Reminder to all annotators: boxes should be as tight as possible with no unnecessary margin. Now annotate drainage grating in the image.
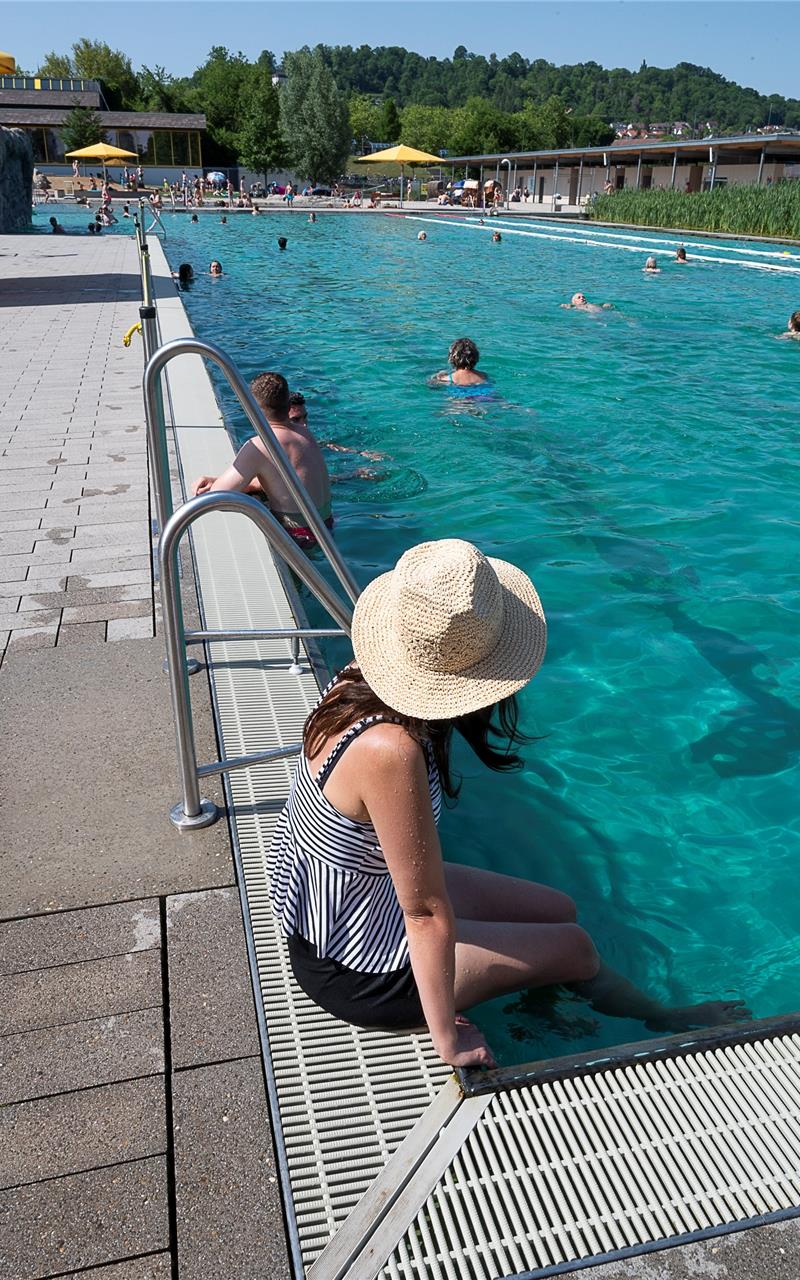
[378,1031,800,1280]
[156,312,450,1270]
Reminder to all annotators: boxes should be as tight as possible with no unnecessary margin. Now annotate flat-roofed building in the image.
[445,132,800,208]
[0,74,206,181]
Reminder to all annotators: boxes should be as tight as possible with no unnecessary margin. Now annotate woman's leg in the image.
[445,862,577,925]
[454,919,599,1009]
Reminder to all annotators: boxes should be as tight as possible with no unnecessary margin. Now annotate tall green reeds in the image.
[587,183,800,240]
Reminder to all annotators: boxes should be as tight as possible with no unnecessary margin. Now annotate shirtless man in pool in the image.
[561,291,613,313]
[192,371,332,548]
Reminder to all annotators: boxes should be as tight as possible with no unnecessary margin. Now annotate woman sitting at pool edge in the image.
[268,539,749,1069]
[430,338,490,389]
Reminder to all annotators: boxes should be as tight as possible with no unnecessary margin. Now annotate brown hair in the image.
[790,310,800,332]
[304,666,528,801]
[448,338,479,370]
[250,371,290,416]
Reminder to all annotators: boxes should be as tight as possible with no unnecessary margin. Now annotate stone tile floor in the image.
[0,235,153,664]
[0,234,289,1278]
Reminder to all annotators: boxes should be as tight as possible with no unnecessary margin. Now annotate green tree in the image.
[187,46,252,162]
[60,105,107,153]
[137,65,187,113]
[399,104,452,155]
[378,97,401,141]
[37,52,74,79]
[348,93,382,152]
[238,67,285,179]
[280,49,351,182]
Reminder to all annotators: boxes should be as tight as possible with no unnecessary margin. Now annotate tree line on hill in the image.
[37,39,800,181]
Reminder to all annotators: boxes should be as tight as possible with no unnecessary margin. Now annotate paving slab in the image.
[172,1058,290,1280]
[0,1156,169,1280]
[167,889,260,1069]
[589,1218,800,1280]
[1,637,231,917]
[0,950,162,1036]
[0,900,160,975]
[0,1075,166,1189]
[0,1007,164,1105]
[56,1256,172,1279]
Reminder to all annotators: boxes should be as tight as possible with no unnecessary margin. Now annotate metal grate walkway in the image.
[151,248,450,1271]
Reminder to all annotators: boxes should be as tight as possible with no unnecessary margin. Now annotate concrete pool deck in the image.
[0,233,289,1279]
[3,229,799,1280]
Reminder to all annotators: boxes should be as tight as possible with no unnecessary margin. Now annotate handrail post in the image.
[159,492,354,830]
[160,501,218,830]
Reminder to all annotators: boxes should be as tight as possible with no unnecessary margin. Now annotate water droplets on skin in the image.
[65,203,797,1065]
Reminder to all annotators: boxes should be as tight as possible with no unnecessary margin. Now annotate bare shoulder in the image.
[351,722,426,773]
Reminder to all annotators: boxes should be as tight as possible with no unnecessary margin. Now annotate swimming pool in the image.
[51,203,800,1063]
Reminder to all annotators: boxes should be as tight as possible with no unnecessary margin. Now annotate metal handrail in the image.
[160,492,353,829]
[143,336,361,606]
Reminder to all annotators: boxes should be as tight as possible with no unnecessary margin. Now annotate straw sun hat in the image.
[351,539,547,720]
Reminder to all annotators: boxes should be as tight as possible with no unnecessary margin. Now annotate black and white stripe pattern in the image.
[268,714,442,973]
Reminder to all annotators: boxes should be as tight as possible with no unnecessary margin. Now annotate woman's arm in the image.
[359,727,494,1069]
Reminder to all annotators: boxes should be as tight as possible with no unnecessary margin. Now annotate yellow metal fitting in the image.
[122,321,142,348]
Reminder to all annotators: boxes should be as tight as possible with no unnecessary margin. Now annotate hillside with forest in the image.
[34,39,800,171]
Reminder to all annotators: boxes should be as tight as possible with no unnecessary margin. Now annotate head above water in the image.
[676,246,687,261]
[789,310,800,332]
[288,390,308,422]
[491,231,502,242]
[177,263,194,283]
[277,236,288,249]
[645,256,658,269]
[209,260,223,275]
[571,292,587,306]
[250,371,290,418]
[191,214,198,223]
[417,230,427,241]
[448,337,480,370]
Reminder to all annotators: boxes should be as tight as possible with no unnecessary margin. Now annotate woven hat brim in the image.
[351,558,547,720]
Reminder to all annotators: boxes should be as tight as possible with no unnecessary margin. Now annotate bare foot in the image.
[645,1000,752,1033]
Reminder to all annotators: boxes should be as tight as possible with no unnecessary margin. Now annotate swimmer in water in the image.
[309,211,316,223]
[209,260,223,276]
[675,246,688,263]
[190,214,199,223]
[277,237,288,250]
[417,230,427,241]
[560,292,612,313]
[430,337,489,387]
[220,215,227,224]
[491,231,502,243]
[777,310,800,341]
[644,256,660,273]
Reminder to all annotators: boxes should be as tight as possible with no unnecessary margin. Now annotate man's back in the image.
[254,419,331,519]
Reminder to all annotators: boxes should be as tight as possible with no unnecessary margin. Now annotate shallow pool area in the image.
[50,200,799,1065]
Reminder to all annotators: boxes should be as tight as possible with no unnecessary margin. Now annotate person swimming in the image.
[491,231,502,243]
[430,337,490,390]
[309,211,316,223]
[675,246,688,263]
[190,214,199,223]
[560,292,612,313]
[417,230,427,241]
[277,237,288,250]
[644,256,661,273]
[777,310,800,341]
[209,260,223,276]
[174,263,194,286]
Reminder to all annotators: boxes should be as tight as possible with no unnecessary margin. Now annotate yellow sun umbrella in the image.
[358,144,442,208]
[0,51,16,74]
[65,142,140,183]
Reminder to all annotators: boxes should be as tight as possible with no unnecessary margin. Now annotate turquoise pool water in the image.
[46,204,800,1063]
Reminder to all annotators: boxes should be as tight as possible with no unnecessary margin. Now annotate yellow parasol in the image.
[357,144,442,208]
[0,51,16,74]
[65,142,139,184]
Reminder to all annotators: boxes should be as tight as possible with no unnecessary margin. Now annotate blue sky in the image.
[4,2,800,99]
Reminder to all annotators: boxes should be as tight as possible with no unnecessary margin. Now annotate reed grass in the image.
[587,183,800,240]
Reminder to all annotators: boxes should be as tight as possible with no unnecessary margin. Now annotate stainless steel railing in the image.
[159,492,353,830]
[141,337,360,829]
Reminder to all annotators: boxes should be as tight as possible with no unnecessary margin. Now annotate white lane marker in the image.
[407,216,800,274]
[491,216,800,262]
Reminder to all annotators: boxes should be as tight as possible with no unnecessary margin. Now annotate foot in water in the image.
[644,999,752,1033]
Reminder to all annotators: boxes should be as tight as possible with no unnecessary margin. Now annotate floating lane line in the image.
[407,215,800,274]
[491,216,800,262]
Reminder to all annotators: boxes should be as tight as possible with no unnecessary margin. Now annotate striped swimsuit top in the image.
[268,708,443,974]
